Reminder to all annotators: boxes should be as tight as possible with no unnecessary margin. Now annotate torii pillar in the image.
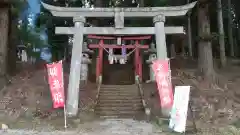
[153,14,171,116]
[67,16,85,116]
[154,14,167,59]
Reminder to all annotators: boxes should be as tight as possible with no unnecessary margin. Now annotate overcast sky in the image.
[28,0,40,14]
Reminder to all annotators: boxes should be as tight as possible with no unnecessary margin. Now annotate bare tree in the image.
[217,0,226,67]
[227,0,234,57]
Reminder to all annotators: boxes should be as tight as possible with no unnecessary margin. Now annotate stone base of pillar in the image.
[66,106,79,117]
[161,107,172,117]
[80,80,88,89]
[135,75,139,83]
[0,76,6,90]
[145,80,156,83]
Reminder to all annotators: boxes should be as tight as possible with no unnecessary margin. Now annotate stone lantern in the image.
[80,42,93,85]
[146,53,157,82]
[145,42,157,82]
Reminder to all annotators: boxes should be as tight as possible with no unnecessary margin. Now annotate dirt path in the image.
[1,119,164,135]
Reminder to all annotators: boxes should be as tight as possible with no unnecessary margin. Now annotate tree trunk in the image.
[93,0,103,25]
[139,0,144,7]
[217,0,227,67]
[170,43,176,58]
[7,11,17,75]
[0,7,9,89]
[0,7,9,76]
[237,27,240,57]
[197,2,215,82]
[181,37,186,57]
[187,0,193,57]
[227,0,234,57]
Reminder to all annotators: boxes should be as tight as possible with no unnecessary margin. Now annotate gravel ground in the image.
[0,119,164,135]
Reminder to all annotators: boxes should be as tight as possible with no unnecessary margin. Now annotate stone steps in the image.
[98,99,142,104]
[99,91,140,95]
[98,96,141,100]
[95,106,143,111]
[96,103,142,108]
[95,85,144,118]
[99,89,137,92]
[100,85,136,89]
[99,93,140,97]
[96,110,143,117]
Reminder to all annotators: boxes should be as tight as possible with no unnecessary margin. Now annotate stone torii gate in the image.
[42,2,197,116]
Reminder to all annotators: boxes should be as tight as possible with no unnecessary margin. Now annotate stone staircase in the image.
[95,84,144,118]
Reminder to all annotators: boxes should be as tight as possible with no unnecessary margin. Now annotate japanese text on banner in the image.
[152,59,173,108]
[47,60,65,108]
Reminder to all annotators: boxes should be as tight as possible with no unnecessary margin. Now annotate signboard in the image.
[152,59,173,108]
[46,60,65,108]
[169,86,191,133]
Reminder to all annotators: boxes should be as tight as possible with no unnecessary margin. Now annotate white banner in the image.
[169,86,191,133]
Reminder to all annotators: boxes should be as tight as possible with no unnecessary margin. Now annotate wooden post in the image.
[96,57,100,82]
[136,40,143,82]
[99,40,104,79]
[139,52,143,82]
[135,41,140,82]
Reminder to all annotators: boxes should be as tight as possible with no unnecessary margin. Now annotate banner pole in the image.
[61,60,67,129]
[64,104,67,129]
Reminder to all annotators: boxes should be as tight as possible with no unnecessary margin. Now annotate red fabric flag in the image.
[152,59,173,108]
[46,60,65,108]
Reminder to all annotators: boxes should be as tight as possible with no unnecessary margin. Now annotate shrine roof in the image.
[41,1,197,17]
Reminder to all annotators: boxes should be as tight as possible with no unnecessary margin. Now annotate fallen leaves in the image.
[0,64,98,124]
[177,69,240,127]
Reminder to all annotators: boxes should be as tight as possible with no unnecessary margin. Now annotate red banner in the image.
[46,60,65,108]
[152,59,173,108]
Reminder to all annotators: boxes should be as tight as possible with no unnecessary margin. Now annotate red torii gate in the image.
[88,35,150,82]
